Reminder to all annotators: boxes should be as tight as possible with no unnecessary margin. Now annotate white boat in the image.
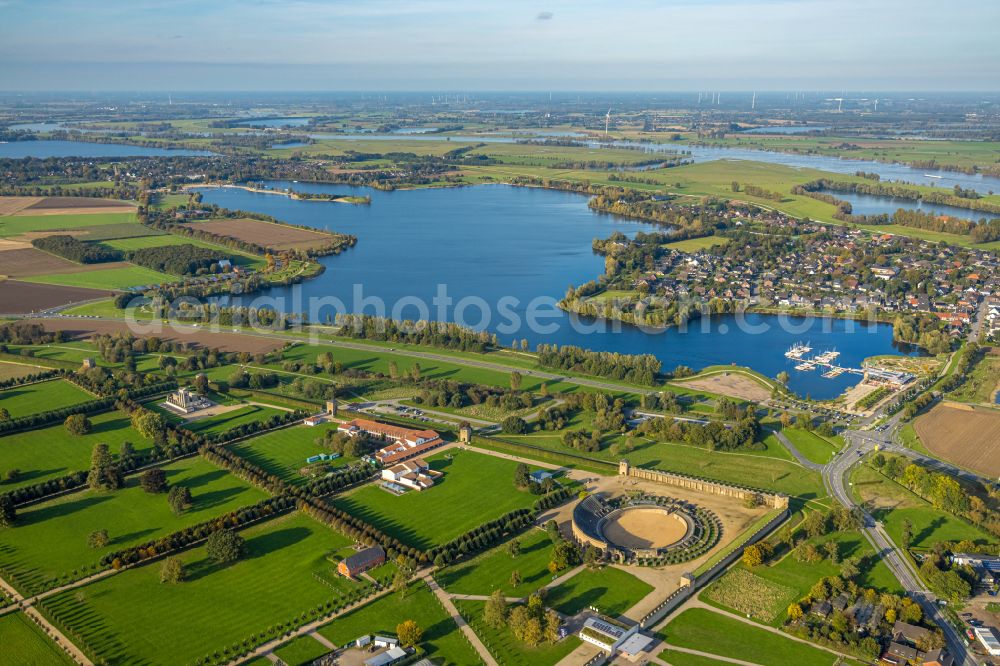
[924,174,943,179]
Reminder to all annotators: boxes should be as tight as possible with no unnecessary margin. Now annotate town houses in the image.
[572,213,998,340]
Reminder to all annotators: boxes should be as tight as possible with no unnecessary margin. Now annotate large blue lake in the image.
[0,140,215,158]
[197,182,920,399]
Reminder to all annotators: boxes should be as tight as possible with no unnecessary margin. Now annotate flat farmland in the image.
[39,513,362,666]
[0,280,110,313]
[0,612,73,665]
[914,402,1000,478]
[22,265,174,290]
[0,212,136,238]
[0,247,131,278]
[190,218,335,251]
[0,456,267,594]
[0,360,46,380]
[331,450,539,550]
[0,196,43,216]
[229,422,355,485]
[16,197,136,216]
[0,378,94,419]
[0,409,155,493]
[24,318,285,353]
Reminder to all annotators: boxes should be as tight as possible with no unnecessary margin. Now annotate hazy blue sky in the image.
[1,0,997,91]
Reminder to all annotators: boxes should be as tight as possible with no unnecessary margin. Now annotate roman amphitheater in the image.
[572,492,721,564]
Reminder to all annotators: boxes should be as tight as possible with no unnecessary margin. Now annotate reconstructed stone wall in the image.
[619,460,789,510]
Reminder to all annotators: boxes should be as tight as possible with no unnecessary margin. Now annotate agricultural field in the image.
[662,235,730,252]
[0,280,110,314]
[913,402,1000,478]
[0,212,137,238]
[703,568,796,624]
[661,607,842,666]
[22,265,174,291]
[186,218,336,251]
[228,421,355,485]
[331,450,541,550]
[315,581,482,665]
[454,598,581,666]
[0,612,74,665]
[0,378,95,419]
[38,513,363,666]
[0,455,267,594]
[436,527,556,597]
[0,409,155,493]
[0,360,46,380]
[0,247,131,279]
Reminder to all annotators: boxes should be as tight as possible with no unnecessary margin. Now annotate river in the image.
[0,140,215,158]
[196,181,921,399]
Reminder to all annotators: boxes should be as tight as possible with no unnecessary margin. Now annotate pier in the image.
[785,344,862,378]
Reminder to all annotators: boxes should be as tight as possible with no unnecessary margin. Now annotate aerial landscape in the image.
[1,1,1000,665]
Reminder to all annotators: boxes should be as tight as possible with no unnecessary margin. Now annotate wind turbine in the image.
[873,98,879,112]
[751,92,756,110]
[605,107,612,135]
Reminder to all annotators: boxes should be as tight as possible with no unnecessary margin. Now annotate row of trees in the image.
[535,344,661,385]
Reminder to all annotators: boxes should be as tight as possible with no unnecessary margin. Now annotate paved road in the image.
[831,428,977,666]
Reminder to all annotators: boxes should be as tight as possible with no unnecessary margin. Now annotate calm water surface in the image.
[0,140,214,158]
[197,182,920,398]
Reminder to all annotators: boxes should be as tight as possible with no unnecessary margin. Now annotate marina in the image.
[786,344,862,378]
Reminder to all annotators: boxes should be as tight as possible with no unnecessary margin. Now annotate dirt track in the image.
[914,403,1000,478]
[22,317,286,353]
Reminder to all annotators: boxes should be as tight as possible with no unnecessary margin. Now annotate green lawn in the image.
[781,428,841,465]
[454,598,580,666]
[331,450,540,550]
[0,379,94,419]
[22,266,174,290]
[657,649,735,666]
[662,607,840,666]
[545,566,653,619]
[0,455,267,594]
[39,513,364,666]
[272,635,331,666]
[0,612,74,665]
[0,212,136,238]
[850,465,992,548]
[316,581,482,666]
[0,410,155,493]
[229,422,355,485]
[436,528,557,597]
[662,236,730,252]
[167,404,287,436]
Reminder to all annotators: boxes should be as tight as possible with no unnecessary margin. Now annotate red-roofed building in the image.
[338,418,444,464]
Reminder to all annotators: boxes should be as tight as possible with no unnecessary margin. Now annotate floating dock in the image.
[788,348,862,379]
